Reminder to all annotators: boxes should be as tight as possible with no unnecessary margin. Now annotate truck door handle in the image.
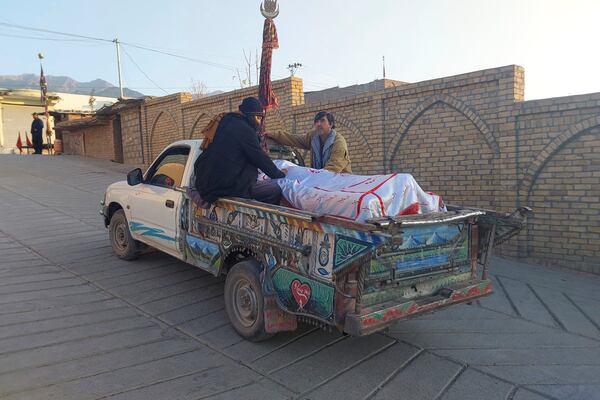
[165,199,175,208]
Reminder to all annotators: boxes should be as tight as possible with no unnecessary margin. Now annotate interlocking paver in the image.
[531,285,600,338]
[0,315,153,355]
[197,380,293,400]
[0,326,169,375]
[495,276,558,326]
[0,291,113,315]
[433,347,600,366]
[0,338,198,396]
[477,365,600,385]
[300,342,419,400]
[159,295,224,324]
[525,385,600,400]
[250,329,343,374]
[270,334,395,392]
[511,388,550,400]
[101,366,271,400]
[222,325,315,363]
[126,274,223,305]
[0,271,72,286]
[439,369,514,400]
[0,277,86,295]
[1,154,599,399]
[0,284,99,304]
[0,306,132,339]
[566,295,600,331]
[178,308,231,337]
[371,352,463,400]
[1,348,232,400]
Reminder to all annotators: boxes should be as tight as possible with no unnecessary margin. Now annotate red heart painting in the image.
[290,279,311,309]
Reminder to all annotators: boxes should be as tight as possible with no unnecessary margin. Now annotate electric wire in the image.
[0,21,113,42]
[0,21,239,71]
[0,32,93,42]
[122,42,237,71]
[0,21,343,95]
[121,45,169,95]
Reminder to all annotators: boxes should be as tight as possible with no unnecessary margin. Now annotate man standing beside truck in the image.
[266,111,352,173]
[193,97,285,206]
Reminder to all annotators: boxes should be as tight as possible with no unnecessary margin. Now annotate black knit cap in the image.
[239,97,265,116]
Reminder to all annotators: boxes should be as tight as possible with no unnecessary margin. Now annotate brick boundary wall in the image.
[62,122,116,161]
[116,65,599,274]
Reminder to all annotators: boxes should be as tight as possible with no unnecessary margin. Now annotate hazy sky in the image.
[2,0,600,100]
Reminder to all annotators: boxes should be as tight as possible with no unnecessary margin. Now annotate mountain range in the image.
[0,74,145,98]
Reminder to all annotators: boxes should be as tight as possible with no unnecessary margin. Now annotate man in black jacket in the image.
[31,113,44,154]
[193,97,285,206]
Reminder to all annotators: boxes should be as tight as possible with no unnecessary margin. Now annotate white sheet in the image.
[260,160,445,222]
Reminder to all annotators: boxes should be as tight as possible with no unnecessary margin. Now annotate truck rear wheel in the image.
[109,209,140,260]
[224,260,272,342]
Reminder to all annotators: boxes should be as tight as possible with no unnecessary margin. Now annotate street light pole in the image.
[113,38,124,99]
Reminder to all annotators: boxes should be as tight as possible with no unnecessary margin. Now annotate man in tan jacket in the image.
[266,111,352,173]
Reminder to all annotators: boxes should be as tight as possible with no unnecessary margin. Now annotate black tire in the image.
[224,260,272,342]
[109,209,140,260]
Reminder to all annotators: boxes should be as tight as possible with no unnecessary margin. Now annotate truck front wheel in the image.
[109,209,140,260]
[224,260,272,341]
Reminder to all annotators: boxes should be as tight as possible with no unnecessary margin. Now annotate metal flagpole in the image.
[38,53,52,154]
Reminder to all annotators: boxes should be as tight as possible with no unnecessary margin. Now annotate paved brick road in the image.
[0,154,599,400]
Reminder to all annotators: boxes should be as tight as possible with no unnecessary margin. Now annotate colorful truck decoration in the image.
[101,140,530,340]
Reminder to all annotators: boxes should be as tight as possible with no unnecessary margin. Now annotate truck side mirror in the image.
[127,168,143,186]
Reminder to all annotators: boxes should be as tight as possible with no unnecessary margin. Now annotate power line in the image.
[114,39,187,55]
[301,65,340,81]
[123,42,237,71]
[126,85,239,89]
[121,45,168,95]
[0,21,239,72]
[0,21,340,95]
[0,21,112,42]
[0,32,93,42]
[0,85,239,90]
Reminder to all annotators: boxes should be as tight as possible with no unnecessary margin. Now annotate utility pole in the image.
[113,38,124,99]
[382,55,386,79]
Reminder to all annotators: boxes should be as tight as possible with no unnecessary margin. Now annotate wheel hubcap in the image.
[114,222,128,250]
[232,279,258,328]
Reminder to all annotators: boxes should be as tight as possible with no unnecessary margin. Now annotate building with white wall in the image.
[0,88,117,153]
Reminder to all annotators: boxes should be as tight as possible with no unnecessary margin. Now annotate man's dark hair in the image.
[314,111,335,129]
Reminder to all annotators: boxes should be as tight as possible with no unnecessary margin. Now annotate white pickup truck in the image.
[101,140,529,341]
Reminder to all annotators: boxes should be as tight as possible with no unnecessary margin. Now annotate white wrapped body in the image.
[260,160,445,222]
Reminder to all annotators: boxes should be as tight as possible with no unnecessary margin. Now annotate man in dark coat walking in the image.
[193,97,285,206]
[30,113,44,154]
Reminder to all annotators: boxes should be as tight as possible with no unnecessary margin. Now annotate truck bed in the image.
[182,194,529,335]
